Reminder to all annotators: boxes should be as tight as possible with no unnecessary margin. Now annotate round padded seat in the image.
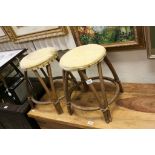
[60,44,106,71]
[20,47,58,70]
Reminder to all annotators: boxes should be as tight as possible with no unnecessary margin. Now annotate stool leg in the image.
[104,56,123,92]
[63,70,73,115]
[78,70,89,92]
[78,70,101,103]
[46,64,63,114]
[97,62,112,123]
[79,70,111,123]
[46,65,58,100]
[33,69,62,114]
[24,70,34,108]
[40,68,49,85]
[68,72,81,90]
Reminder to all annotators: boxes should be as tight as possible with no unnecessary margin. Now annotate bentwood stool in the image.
[20,47,63,114]
[60,44,123,123]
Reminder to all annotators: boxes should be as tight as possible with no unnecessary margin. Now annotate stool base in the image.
[63,56,123,123]
[24,64,63,114]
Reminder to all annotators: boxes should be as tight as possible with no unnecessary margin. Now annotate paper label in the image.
[86,79,93,85]
[87,120,94,126]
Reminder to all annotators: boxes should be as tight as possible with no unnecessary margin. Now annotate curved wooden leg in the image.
[68,72,81,90]
[63,70,73,115]
[79,70,111,123]
[40,68,49,86]
[79,70,101,103]
[46,64,63,114]
[46,65,58,100]
[104,56,123,92]
[33,69,62,114]
[24,70,34,108]
[78,70,89,92]
[97,62,112,123]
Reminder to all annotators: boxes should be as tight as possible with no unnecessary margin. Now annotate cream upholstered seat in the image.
[59,44,106,71]
[20,47,58,70]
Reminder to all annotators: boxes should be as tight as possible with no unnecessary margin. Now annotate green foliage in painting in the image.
[79,26,135,45]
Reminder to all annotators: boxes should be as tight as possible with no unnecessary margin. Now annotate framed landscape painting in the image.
[71,26,145,50]
[2,26,68,43]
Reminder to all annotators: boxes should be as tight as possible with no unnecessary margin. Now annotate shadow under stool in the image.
[60,44,123,123]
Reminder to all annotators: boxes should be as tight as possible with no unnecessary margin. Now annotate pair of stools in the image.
[20,44,123,123]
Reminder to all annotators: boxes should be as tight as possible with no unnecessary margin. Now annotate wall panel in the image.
[0,27,76,52]
[0,41,35,53]
[32,27,76,50]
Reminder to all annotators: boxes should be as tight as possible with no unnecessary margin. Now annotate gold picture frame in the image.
[0,27,10,43]
[70,26,145,51]
[2,26,68,43]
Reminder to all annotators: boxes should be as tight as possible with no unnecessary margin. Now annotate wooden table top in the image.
[28,83,155,129]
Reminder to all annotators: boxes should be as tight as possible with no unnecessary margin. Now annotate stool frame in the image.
[24,63,63,114]
[62,55,123,123]
[24,57,81,115]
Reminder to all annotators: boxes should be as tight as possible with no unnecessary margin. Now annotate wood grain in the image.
[28,82,155,129]
[117,96,155,113]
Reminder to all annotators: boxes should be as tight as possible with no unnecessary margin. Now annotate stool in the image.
[60,44,123,123]
[20,47,63,114]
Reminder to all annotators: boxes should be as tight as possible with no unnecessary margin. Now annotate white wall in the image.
[104,49,155,83]
[50,49,155,84]
[0,27,155,83]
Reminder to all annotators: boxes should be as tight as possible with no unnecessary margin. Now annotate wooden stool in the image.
[20,47,63,114]
[60,44,123,123]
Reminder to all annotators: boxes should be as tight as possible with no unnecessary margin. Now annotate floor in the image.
[28,82,155,129]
